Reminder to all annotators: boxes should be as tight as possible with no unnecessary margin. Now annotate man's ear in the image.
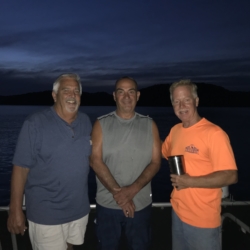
[195,97,199,107]
[137,91,140,101]
[52,91,56,102]
[113,91,116,102]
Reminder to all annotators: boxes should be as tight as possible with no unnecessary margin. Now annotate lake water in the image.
[0,105,249,206]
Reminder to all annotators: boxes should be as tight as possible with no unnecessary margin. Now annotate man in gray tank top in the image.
[91,76,161,249]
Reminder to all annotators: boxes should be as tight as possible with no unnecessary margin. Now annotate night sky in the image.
[1,0,250,95]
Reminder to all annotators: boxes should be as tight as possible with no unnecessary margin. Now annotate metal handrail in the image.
[1,200,250,211]
[1,202,250,250]
[221,212,250,250]
[221,212,250,234]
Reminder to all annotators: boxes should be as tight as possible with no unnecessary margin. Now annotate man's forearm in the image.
[8,165,29,235]
[9,165,29,211]
[113,161,161,206]
[92,161,121,195]
[131,162,161,193]
[190,170,238,188]
[180,170,238,189]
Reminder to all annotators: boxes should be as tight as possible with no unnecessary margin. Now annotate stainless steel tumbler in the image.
[168,155,185,175]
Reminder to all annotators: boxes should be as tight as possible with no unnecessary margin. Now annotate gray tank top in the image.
[96,111,153,211]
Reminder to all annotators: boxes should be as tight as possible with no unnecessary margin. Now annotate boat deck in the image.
[1,203,250,250]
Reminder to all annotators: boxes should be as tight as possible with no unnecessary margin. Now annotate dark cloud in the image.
[0,0,250,94]
[1,57,249,95]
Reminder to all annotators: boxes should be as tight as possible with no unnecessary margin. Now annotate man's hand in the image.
[121,200,136,218]
[113,187,136,218]
[170,173,191,190]
[113,186,137,207]
[7,209,27,235]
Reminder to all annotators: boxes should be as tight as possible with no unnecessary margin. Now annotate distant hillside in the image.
[138,83,250,107]
[0,91,114,106]
[0,83,249,107]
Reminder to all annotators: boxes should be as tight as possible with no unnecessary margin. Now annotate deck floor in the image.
[1,205,250,250]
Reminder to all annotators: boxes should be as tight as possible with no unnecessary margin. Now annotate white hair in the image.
[52,73,82,94]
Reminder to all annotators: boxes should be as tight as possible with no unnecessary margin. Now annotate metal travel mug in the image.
[168,155,185,175]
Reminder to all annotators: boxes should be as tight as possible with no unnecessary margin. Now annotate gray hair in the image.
[53,73,82,94]
[169,79,198,102]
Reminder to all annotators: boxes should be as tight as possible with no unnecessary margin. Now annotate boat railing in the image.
[220,212,250,248]
[1,201,250,250]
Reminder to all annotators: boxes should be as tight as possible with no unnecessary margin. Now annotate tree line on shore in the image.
[0,83,249,107]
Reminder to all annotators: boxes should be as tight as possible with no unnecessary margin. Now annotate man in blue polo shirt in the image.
[7,73,92,250]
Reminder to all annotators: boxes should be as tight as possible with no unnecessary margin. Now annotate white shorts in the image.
[28,214,89,250]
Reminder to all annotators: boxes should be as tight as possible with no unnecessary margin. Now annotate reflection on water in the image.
[0,105,249,205]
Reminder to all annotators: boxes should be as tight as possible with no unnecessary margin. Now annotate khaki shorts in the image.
[28,214,89,250]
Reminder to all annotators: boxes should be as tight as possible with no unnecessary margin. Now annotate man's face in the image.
[172,85,199,126]
[113,79,140,114]
[52,77,81,114]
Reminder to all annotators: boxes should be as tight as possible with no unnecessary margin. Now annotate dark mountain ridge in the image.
[0,83,249,107]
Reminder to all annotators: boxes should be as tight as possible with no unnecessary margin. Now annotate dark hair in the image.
[115,76,138,90]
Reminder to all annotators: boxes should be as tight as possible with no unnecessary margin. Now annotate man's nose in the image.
[69,90,76,97]
[179,101,185,108]
[124,92,130,98]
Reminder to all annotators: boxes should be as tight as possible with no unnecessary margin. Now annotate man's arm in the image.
[90,120,121,193]
[7,165,29,235]
[171,170,238,190]
[113,121,162,206]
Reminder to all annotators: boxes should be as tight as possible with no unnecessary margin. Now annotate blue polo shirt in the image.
[13,107,92,225]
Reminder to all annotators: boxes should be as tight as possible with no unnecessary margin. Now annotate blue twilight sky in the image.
[0,0,250,95]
